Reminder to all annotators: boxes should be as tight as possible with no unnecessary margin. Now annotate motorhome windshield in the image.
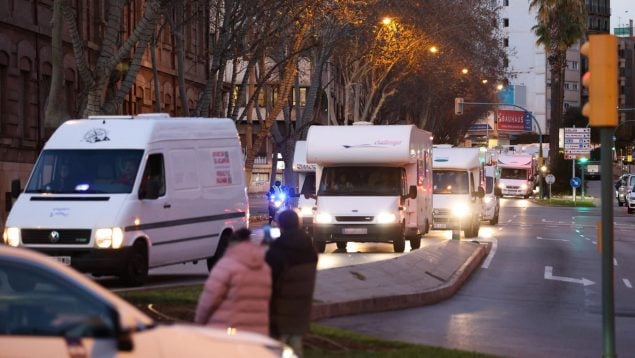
[301,173,316,197]
[318,166,403,196]
[25,149,144,194]
[500,168,527,180]
[433,170,469,194]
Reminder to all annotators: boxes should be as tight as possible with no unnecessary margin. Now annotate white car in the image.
[481,174,501,225]
[0,245,294,358]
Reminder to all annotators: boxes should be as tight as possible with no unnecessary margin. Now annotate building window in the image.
[503,0,509,6]
[503,38,509,47]
[0,64,6,132]
[503,18,509,27]
[567,61,579,70]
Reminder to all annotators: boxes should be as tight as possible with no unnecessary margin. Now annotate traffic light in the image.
[455,97,464,115]
[580,34,618,127]
[578,157,588,164]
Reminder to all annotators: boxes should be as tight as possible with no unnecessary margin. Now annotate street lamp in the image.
[429,46,439,54]
[382,17,392,25]
[461,68,469,75]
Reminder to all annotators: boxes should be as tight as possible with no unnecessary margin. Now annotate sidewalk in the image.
[310,240,490,320]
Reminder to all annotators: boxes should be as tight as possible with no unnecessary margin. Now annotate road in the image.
[320,180,635,357]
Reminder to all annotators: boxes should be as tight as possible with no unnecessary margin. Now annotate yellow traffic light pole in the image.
[582,34,618,358]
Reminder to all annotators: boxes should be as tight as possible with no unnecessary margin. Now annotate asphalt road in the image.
[319,180,635,357]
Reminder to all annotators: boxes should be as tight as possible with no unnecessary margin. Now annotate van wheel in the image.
[120,242,148,287]
[313,240,326,253]
[207,232,230,271]
[393,235,405,253]
[464,221,479,238]
[619,201,624,207]
[489,214,499,225]
[409,236,421,250]
[336,241,347,250]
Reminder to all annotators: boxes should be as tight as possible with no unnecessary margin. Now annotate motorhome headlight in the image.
[483,196,493,204]
[2,227,20,247]
[299,206,313,217]
[376,212,397,224]
[451,205,470,218]
[315,212,333,224]
[498,183,505,189]
[95,227,124,249]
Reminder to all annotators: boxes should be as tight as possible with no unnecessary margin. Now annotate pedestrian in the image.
[265,210,318,357]
[194,228,271,335]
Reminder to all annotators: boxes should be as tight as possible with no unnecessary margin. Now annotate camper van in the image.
[306,123,433,253]
[292,140,317,232]
[431,147,484,238]
[2,114,248,285]
[497,153,536,198]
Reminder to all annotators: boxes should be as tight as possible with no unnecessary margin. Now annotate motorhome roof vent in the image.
[352,121,372,126]
[88,115,133,120]
[135,113,171,119]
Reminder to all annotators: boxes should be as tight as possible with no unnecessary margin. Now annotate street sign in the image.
[546,174,555,184]
[570,177,582,188]
[564,127,591,158]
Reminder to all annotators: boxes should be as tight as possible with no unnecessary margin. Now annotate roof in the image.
[432,147,481,169]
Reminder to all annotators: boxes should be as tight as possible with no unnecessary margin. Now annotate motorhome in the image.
[292,140,317,232]
[2,114,248,285]
[306,123,433,253]
[497,153,536,198]
[431,147,484,238]
[482,165,501,225]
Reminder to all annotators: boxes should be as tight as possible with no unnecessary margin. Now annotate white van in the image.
[482,165,501,225]
[2,114,248,285]
[292,141,317,232]
[306,123,433,253]
[431,147,484,238]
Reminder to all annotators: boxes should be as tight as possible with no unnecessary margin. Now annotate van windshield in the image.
[301,173,316,196]
[433,170,469,194]
[485,177,494,194]
[501,168,527,180]
[318,167,403,196]
[25,150,144,194]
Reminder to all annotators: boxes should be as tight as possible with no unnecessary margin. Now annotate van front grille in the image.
[21,229,91,245]
[335,216,373,222]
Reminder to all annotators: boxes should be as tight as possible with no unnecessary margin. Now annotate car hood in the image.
[5,194,128,229]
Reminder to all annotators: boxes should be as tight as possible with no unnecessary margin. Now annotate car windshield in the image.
[500,168,527,180]
[318,166,403,196]
[433,170,469,194]
[25,149,144,194]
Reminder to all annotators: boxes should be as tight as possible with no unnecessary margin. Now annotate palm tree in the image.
[529,0,586,167]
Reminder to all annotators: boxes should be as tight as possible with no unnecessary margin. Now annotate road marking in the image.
[507,219,513,223]
[498,227,503,231]
[614,258,618,266]
[544,266,595,286]
[481,237,498,269]
[624,279,633,288]
[537,236,569,242]
[541,218,553,223]
[592,241,597,245]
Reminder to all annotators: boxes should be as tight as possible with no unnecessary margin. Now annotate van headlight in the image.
[483,196,493,204]
[498,183,505,189]
[2,227,21,247]
[315,212,333,224]
[376,212,397,224]
[95,227,125,249]
[299,206,313,217]
[451,205,470,218]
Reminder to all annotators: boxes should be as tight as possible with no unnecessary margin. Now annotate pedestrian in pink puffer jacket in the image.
[194,228,272,335]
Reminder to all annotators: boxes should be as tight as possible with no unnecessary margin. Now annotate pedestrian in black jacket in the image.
[265,210,318,357]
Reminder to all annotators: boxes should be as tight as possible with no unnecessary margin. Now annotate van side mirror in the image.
[11,179,22,199]
[402,185,417,201]
[474,187,485,199]
[303,192,317,200]
[495,187,503,197]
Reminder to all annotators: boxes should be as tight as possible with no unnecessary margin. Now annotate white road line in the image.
[624,279,633,289]
[544,266,595,286]
[614,258,618,266]
[481,238,498,269]
[507,219,513,223]
[541,218,553,223]
[537,236,569,242]
[592,241,597,245]
[498,227,503,231]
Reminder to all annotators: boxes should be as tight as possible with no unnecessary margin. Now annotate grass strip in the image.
[534,197,595,207]
[117,286,498,357]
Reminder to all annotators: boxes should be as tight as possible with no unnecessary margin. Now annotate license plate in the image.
[434,223,447,229]
[53,256,71,266]
[342,227,367,235]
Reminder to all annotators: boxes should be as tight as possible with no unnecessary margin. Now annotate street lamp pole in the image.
[462,101,545,199]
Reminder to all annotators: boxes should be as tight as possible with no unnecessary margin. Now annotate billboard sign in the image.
[497,110,532,132]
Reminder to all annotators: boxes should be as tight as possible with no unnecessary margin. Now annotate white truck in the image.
[292,140,317,232]
[3,114,248,285]
[306,123,433,253]
[431,147,484,238]
[497,153,536,198]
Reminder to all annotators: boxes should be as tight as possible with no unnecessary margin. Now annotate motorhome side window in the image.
[318,166,402,196]
[139,154,166,198]
[301,173,316,196]
[432,171,469,194]
[25,149,143,194]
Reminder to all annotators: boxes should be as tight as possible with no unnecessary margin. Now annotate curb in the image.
[310,242,491,321]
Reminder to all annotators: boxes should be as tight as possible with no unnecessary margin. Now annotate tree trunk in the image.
[45,0,69,129]
[150,35,162,112]
[548,55,564,166]
[173,1,189,115]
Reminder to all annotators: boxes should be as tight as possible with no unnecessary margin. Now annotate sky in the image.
[611,0,635,32]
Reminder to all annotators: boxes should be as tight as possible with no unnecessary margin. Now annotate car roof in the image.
[0,245,154,329]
